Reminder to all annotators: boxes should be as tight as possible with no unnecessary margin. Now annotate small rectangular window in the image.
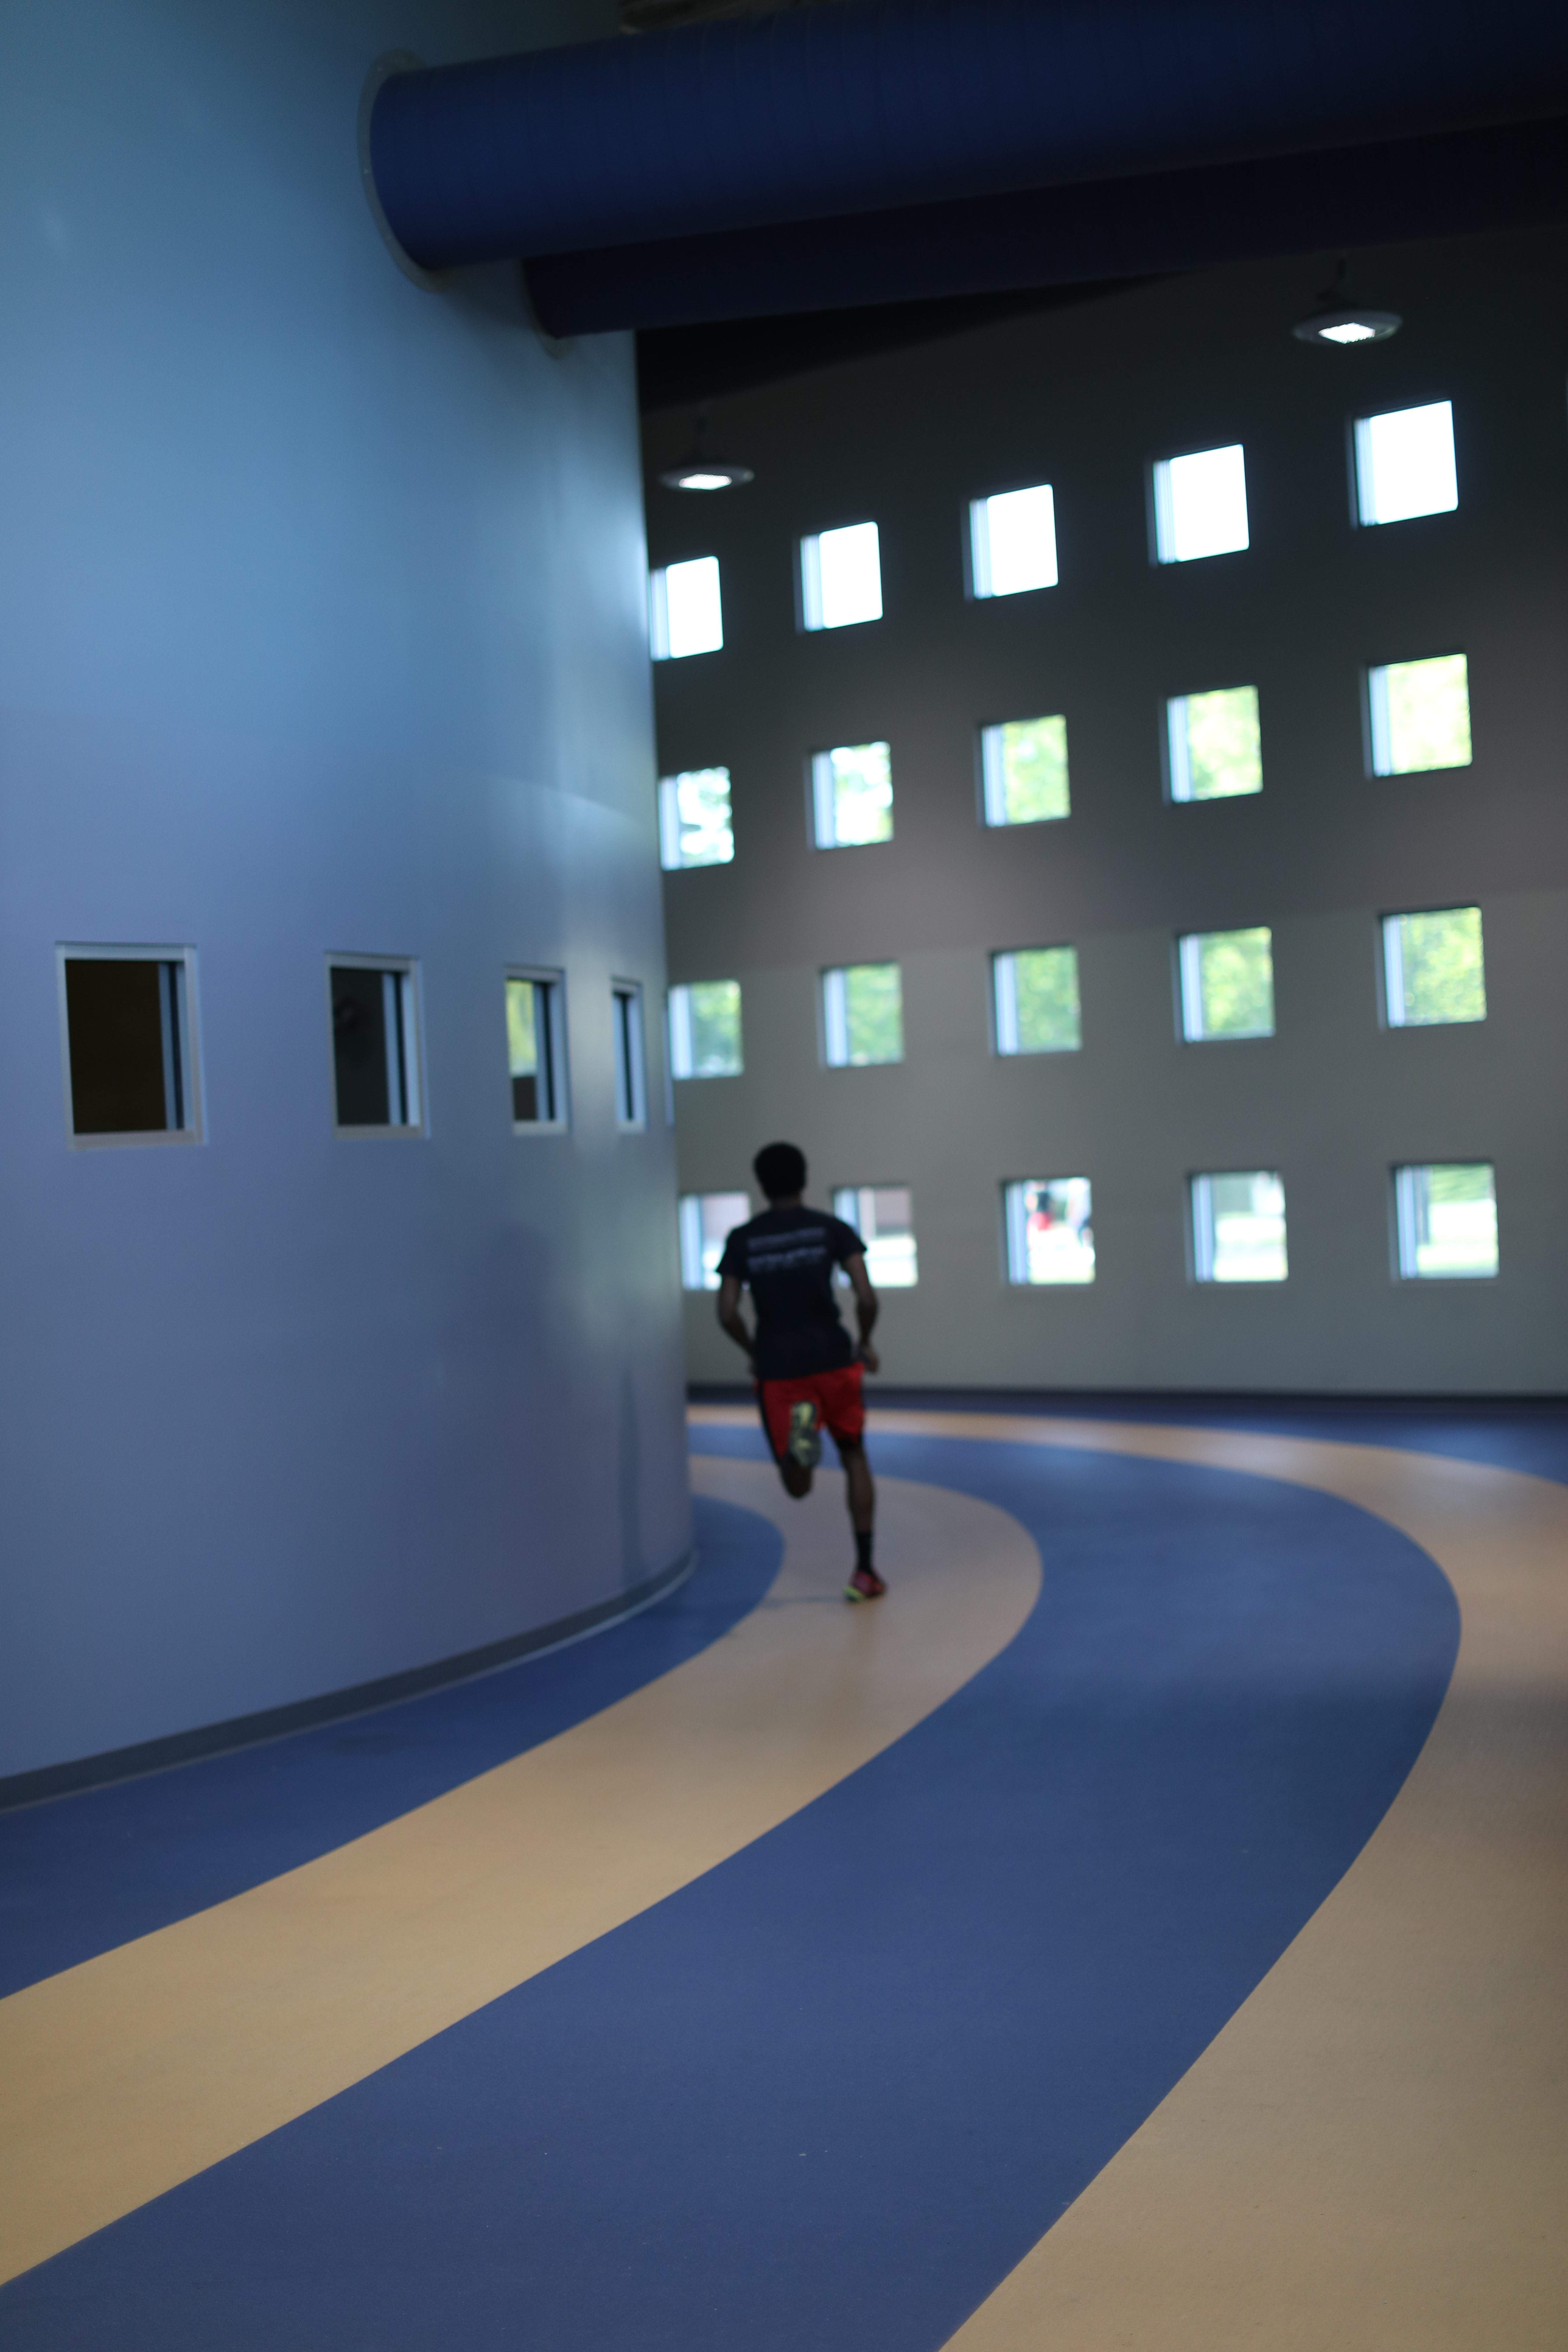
[993,947,1081,1054]
[612,982,646,1128]
[669,980,743,1078]
[649,556,723,660]
[800,522,882,631]
[1191,1171,1287,1282]
[678,1191,751,1290]
[1354,401,1457,526]
[1178,928,1274,1041]
[1394,1162,1498,1279]
[59,946,201,1144]
[1004,1177,1094,1285]
[1152,444,1248,563]
[658,766,734,869]
[969,485,1058,598]
[329,958,423,1133]
[1166,686,1262,801]
[980,715,1070,826]
[822,963,903,1067]
[1367,653,1471,775]
[811,741,893,849]
[506,971,567,1128]
[832,1184,917,1287]
[1382,907,1485,1028]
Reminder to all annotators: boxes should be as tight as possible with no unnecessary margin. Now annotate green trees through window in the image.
[823,962,903,1065]
[981,715,1070,825]
[994,946,1081,1053]
[1179,927,1274,1040]
[1167,686,1262,800]
[1384,907,1485,1026]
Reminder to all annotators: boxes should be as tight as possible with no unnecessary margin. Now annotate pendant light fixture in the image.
[1292,256,1401,346]
[657,404,754,491]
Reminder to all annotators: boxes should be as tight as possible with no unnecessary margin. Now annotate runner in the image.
[715,1141,886,1601]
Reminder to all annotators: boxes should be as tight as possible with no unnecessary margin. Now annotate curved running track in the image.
[1,1410,1564,2350]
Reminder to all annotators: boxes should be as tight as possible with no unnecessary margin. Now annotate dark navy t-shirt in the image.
[718,1206,866,1380]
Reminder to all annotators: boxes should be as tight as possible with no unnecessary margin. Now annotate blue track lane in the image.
[2,1431,1459,2351]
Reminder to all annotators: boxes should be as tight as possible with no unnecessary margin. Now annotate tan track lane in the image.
[0,1456,1041,2284]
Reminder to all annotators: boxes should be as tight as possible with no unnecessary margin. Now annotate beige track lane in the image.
[711,1407,1567,2352]
[0,1457,1040,2285]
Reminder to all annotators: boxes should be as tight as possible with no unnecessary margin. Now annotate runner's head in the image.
[754,1141,806,1203]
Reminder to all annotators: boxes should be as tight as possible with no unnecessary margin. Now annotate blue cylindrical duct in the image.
[369,0,1568,274]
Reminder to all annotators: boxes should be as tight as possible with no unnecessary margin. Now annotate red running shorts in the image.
[758,1363,865,1460]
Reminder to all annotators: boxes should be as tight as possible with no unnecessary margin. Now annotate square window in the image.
[649,556,723,659]
[1394,1162,1497,1279]
[612,982,646,1128]
[1382,907,1485,1027]
[678,1191,751,1290]
[669,979,743,1078]
[329,958,423,1133]
[506,971,567,1128]
[811,741,893,849]
[822,963,903,1067]
[1354,401,1457,526]
[970,484,1058,598]
[59,946,201,1144]
[1166,686,1262,801]
[1367,653,1471,775]
[800,522,881,631]
[1191,1171,1287,1282]
[658,767,734,869]
[832,1184,917,1287]
[993,947,1081,1054]
[1152,444,1248,563]
[1004,1177,1094,1284]
[980,715,1070,826]
[1178,927,1274,1041]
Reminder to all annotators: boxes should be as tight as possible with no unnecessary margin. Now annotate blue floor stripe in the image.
[2,1430,1459,2351]
[0,1494,781,1999]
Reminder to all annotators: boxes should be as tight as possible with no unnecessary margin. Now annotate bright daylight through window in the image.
[1191,1171,1288,1282]
[506,974,564,1126]
[980,715,1070,826]
[812,740,893,848]
[1004,1177,1094,1284]
[970,484,1057,598]
[1167,686,1262,800]
[1355,400,1457,526]
[678,1191,750,1290]
[833,1185,917,1287]
[1394,1163,1498,1279]
[649,556,723,660]
[800,521,882,631]
[1178,927,1274,1041]
[1152,444,1248,563]
[993,947,1081,1054]
[822,963,902,1067]
[1368,654,1471,775]
[658,767,733,869]
[668,980,742,1078]
[1383,907,1486,1027]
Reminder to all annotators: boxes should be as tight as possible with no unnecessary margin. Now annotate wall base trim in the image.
[0,1548,695,1815]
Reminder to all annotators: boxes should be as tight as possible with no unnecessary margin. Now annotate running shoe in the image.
[845,1565,887,1602]
[786,1400,822,1469]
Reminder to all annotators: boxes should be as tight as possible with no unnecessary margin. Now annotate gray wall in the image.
[0,0,691,1783]
[648,232,1568,1394]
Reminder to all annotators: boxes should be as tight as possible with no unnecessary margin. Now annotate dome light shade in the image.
[1293,304,1401,346]
[659,460,754,490]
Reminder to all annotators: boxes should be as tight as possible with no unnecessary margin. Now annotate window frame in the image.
[1001,1176,1096,1288]
[648,555,723,662]
[1149,442,1250,566]
[1163,683,1264,804]
[1175,927,1275,1044]
[966,482,1059,601]
[1189,1168,1289,1285]
[505,966,569,1134]
[668,978,744,1082]
[56,942,204,1150]
[1392,1161,1499,1282]
[798,519,883,634]
[678,1190,752,1292]
[1351,399,1458,530]
[820,962,903,1070]
[657,765,734,871]
[611,979,648,1131]
[1378,905,1486,1031]
[326,952,425,1139]
[977,713,1071,829]
[808,740,895,852]
[991,945,1082,1056]
[1364,650,1472,778]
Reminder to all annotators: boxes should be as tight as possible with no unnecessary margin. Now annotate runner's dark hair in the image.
[754,1141,806,1201]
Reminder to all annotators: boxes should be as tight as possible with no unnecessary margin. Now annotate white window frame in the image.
[505,967,569,1134]
[799,521,883,632]
[992,946,1081,1057]
[326,953,425,1138]
[612,980,648,1130]
[1002,1176,1096,1287]
[968,484,1058,600]
[1353,400,1457,528]
[649,556,723,661]
[668,980,743,1081]
[657,766,734,870]
[1151,443,1250,565]
[1176,929,1274,1043]
[1393,1162,1499,1282]
[1190,1169,1287,1284]
[56,943,203,1149]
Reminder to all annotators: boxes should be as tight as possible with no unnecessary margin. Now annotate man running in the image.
[715,1141,886,1602]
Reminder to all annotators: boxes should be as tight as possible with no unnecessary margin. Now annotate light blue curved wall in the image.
[0,0,691,1782]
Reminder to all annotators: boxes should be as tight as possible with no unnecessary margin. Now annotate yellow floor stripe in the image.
[0,1458,1039,2285]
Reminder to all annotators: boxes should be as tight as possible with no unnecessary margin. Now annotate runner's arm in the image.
[845,1253,880,1373]
[716,1274,755,1365]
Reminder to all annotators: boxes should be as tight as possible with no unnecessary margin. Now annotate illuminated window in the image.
[329,957,422,1134]
[649,556,723,659]
[822,964,902,1067]
[1178,928,1274,1041]
[669,980,742,1078]
[1382,908,1485,1027]
[1152,444,1248,563]
[678,1191,751,1290]
[1191,1171,1287,1282]
[993,947,1080,1054]
[1355,401,1457,526]
[832,1184,918,1287]
[505,971,567,1127]
[658,767,733,868]
[59,946,201,1143]
[1394,1163,1497,1279]
[811,741,893,848]
[1368,654,1471,775]
[800,522,882,631]
[970,484,1057,597]
[1004,1178,1094,1284]
[612,982,646,1128]
[980,715,1069,825]
[1166,686,1262,801]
